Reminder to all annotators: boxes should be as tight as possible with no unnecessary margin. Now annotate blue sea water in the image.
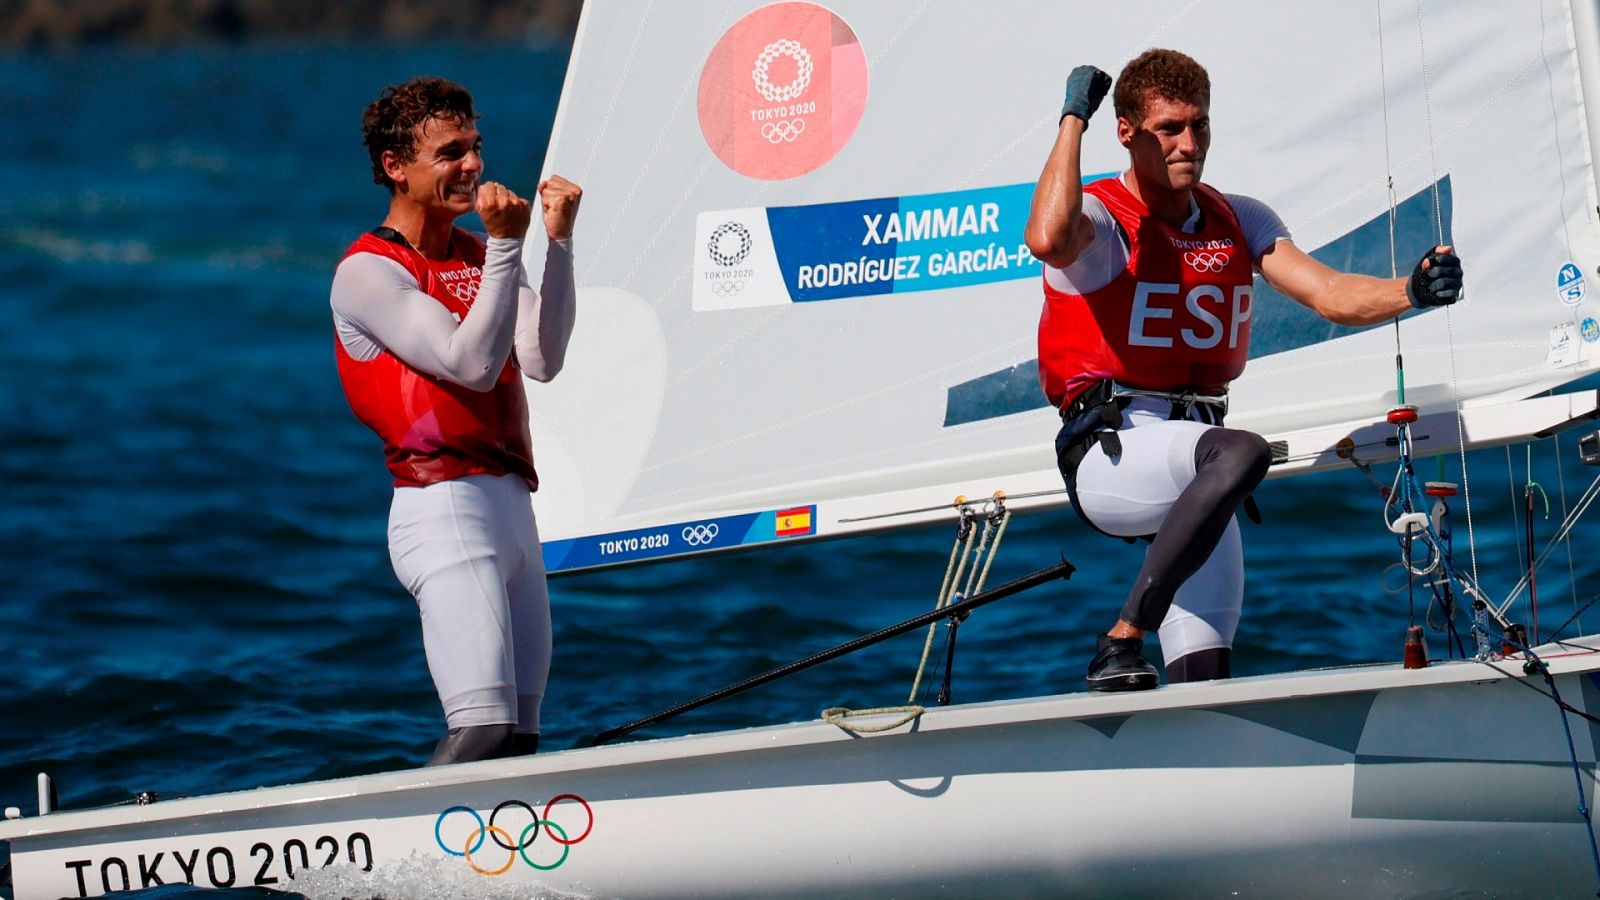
[3,40,1600,898]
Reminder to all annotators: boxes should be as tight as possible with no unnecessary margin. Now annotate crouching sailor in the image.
[331,76,581,761]
[1025,50,1462,691]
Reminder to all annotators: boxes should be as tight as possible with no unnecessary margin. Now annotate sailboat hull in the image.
[6,644,1600,898]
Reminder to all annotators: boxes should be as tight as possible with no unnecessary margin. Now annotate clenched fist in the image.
[538,175,583,241]
[476,181,533,240]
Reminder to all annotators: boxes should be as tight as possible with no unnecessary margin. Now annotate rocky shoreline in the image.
[1,0,581,49]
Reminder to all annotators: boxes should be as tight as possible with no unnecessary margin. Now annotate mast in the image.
[1570,0,1600,184]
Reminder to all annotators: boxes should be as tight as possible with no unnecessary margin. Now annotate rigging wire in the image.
[1553,431,1587,634]
[1375,0,1504,658]
[1411,0,1483,591]
[1480,641,1600,889]
[1547,594,1600,647]
[1496,470,1600,621]
[1403,0,1600,865]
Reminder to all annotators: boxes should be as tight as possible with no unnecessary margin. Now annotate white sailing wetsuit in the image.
[1045,186,1288,664]
[331,232,575,734]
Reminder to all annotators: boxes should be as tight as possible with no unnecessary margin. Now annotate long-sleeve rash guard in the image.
[330,234,575,389]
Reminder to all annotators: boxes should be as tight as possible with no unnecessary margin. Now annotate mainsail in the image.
[526,0,1600,573]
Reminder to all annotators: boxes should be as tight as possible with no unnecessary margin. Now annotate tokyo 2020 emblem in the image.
[697,2,868,180]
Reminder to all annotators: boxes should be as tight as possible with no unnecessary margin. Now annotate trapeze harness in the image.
[1041,177,1258,533]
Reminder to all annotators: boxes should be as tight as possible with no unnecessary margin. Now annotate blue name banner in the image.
[768,182,1043,302]
[691,174,1117,311]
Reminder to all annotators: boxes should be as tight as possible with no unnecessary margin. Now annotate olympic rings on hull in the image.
[434,795,594,874]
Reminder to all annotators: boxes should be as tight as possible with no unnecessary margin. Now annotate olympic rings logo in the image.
[682,523,720,545]
[434,795,593,874]
[710,280,745,297]
[759,118,807,143]
[444,280,479,306]
[707,221,752,267]
[1183,250,1230,273]
[752,38,813,102]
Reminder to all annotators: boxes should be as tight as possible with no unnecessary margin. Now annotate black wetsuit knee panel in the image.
[1165,647,1232,683]
[1194,428,1271,491]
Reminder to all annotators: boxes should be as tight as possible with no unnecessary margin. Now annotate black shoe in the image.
[1086,634,1159,692]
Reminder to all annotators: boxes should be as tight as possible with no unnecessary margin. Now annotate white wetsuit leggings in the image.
[1071,397,1267,665]
[388,473,551,734]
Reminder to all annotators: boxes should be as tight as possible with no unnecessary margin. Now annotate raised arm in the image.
[331,235,523,390]
[514,175,582,382]
[332,181,533,390]
[1025,66,1114,269]
[1256,241,1462,326]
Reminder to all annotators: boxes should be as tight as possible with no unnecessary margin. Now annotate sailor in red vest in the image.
[1025,50,1462,692]
[331,77,581,762]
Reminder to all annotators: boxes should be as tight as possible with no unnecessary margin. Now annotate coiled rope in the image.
[825,495,1011,734]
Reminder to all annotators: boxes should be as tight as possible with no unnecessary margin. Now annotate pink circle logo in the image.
[697,2,868,181]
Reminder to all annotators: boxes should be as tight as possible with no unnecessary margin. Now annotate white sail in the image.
[525,0,1600,572]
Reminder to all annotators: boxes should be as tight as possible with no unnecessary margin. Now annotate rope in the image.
[830,498,1012,734]
[821,706,925,733]
[1553,432,1586,634]
[967,506,1012,602]
[1497,471,1600,621]
[1484,638,1600,890]
[907,510,978,703]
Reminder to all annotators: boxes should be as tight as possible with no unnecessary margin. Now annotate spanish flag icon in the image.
[775,506,814,537]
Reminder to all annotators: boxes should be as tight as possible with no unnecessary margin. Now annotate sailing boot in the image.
[1086,633,1159,692]
[425,724,515,766]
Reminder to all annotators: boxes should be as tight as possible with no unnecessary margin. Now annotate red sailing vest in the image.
[334,228,539,490]
[1037,177,1255,410]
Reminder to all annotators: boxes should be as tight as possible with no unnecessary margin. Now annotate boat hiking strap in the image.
[823,495,1011,734]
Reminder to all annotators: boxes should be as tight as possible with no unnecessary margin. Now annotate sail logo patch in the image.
[694,208,776,310]
[1548,322,1579,367]
[697,3,867,181]
[708,222,752,266]
[1582,317,1599,343]
[1558,262,1586,305]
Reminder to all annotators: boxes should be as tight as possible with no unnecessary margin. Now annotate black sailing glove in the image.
[1406,246,1463,308]
[1060,65,1113,124]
